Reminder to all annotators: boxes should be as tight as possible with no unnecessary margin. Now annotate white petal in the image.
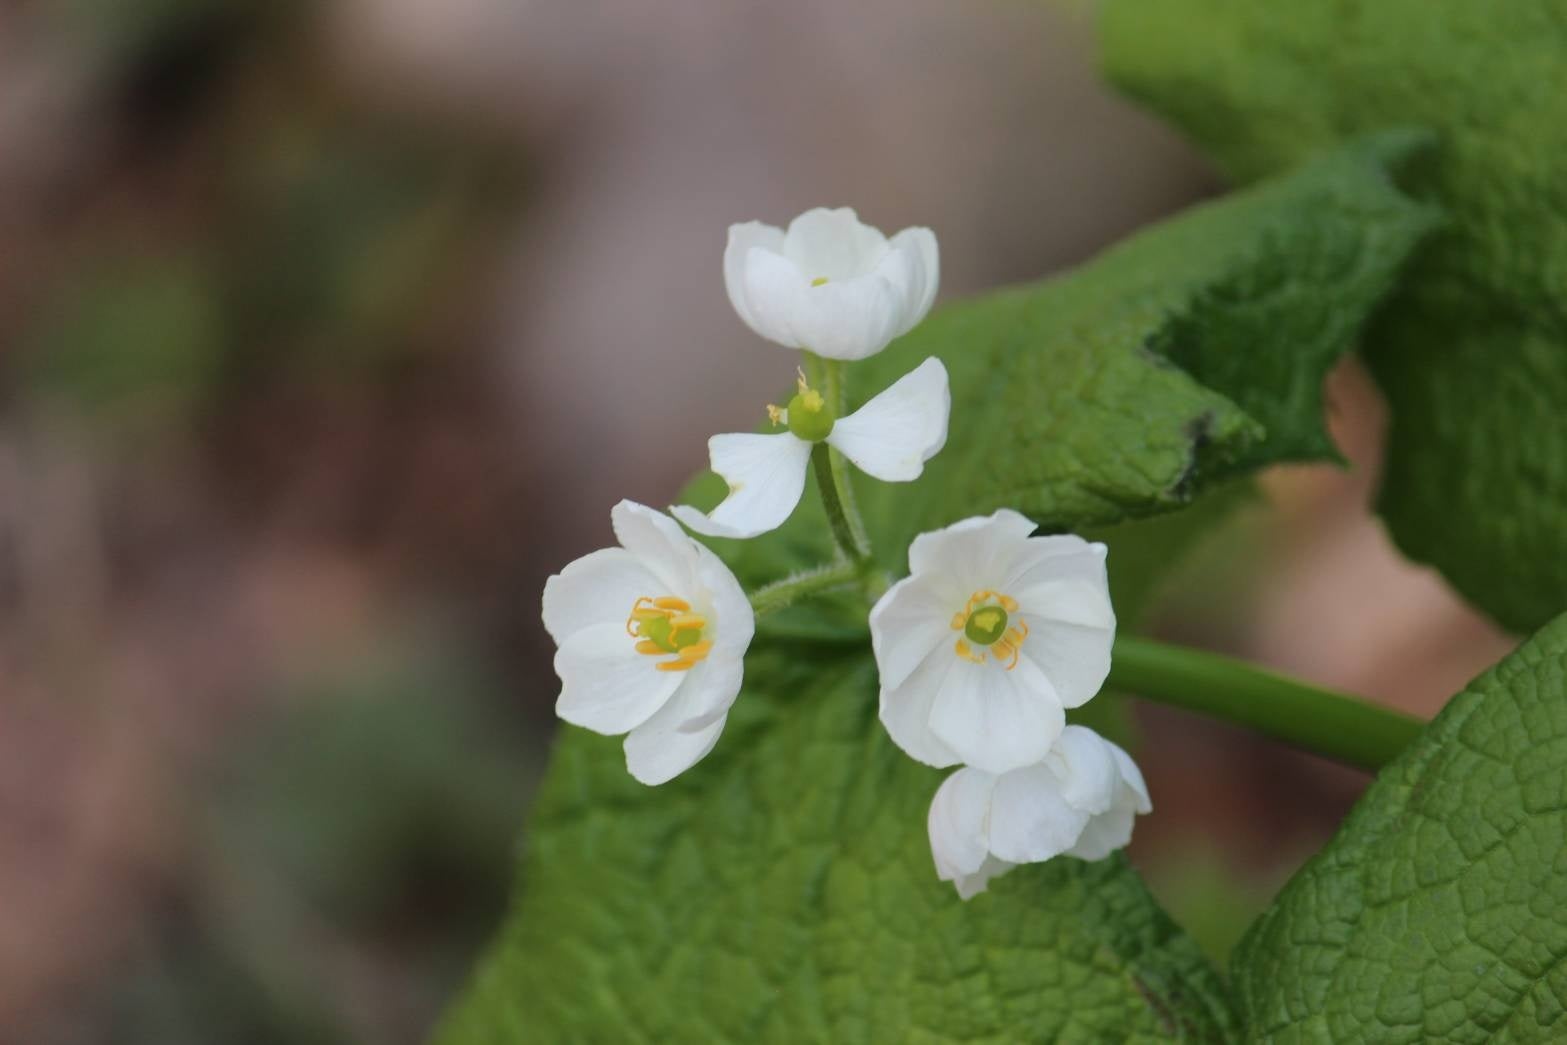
[669,652,744,734]
[541,547,663,646]
[610,500,701,594]
[1050,725,1121,815]
[791,275,908,361]
[781,207,887,280]
[724,221,785,335]
[927,766,997,881]
[1108,740,1152,815]
[887,226,939,337]
[826,358,950,482]
[877,641,963,768]
[906,509,1038,604]
[692,542,755,661]
[950,853,1016,900]
[1015,621,1113,710]
[1007,538,1114,707]
[927,654,1065,775]
[1064,806,1136,862]
[987,762,1093,864]
[670,432,812,539]
[554,621,681,735]
[1007,537,1115,629]
[869,573,954,692]
[623,673,730,785]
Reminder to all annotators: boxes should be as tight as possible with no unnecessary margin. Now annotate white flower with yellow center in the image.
[671,357,950,540]
[542,500,755,785]
[869,509,1115,774]
[725,207,939,361]
[928,725,1151,900]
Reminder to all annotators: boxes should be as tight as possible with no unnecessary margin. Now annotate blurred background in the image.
[0,1,1514,1041]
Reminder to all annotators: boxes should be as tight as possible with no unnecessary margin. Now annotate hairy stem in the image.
[1106,636,1423,771]
[804,352,872,562]
[748,560,860,617]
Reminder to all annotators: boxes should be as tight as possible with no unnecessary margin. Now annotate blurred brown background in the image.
[0,1,1513,1041]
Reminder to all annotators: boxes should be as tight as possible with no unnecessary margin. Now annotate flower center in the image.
[767,368,836,442]
[626,596,712,673]
[950,590,1028,670]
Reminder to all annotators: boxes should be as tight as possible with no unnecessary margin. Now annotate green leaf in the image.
[440,144,1436,1041]
[1102,0,1567,633]
[1232,613,1567,1042]
[851,132,1436,564]
[439,647,1237,1043]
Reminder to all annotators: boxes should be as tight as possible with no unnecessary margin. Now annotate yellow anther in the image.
[950,612,967,631]
[767,404,785,426]
[669,614,704,630]
[810,276,829,287]
[998,595,1019,613]
[653,596,691,611]
[635,639,665,655]
[954,638,985,664]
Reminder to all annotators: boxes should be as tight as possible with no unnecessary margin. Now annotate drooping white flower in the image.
[541,500,755,785]
[927,725,1151,900]
[869,509,1115,775]
[671,357,950,539]
[725,207,939,361]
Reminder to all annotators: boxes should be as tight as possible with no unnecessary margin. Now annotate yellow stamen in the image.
[767,404,785,426]
[810,276,829,287]
[626,596,712,672]
[951,588,1027,668]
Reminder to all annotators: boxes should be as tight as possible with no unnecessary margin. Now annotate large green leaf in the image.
[438,144,1434,1041]
[440,648,1236,1043]
[1233,612,1567,1042]
[1102,0,1567,633]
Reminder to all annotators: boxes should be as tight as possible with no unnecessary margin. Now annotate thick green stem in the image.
[1106,636,1423,771]
[748,560,859,617]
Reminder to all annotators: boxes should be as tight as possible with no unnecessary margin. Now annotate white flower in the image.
[725,207,939,361]
[671,357,950,540]
[869,509,1115,774]
[927,725,1151,900]
[541,500,755,785]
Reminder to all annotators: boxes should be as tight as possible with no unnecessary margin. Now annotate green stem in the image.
[748,560,859,617]
[810,443,869,562]
[803,352,872,563]
[1106,636,1423,771]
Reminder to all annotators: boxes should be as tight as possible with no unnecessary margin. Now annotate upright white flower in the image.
[725,207,939,361]
[869,509,1115,774]
[927,725,1151,900]
[671,357,950,539]
[542,500,755,785]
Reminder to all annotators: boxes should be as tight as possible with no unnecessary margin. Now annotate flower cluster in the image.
[541,207,1149,898]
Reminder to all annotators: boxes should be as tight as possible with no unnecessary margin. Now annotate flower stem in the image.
[748,560,860,617]
[1106,636,1423,771]
[802,351,872,563]
[810,443,870,563]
